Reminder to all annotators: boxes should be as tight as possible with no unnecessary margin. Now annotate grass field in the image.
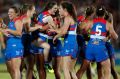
[0,64,120,79]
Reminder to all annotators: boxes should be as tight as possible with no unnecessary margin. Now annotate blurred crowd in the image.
[0,0,120,49]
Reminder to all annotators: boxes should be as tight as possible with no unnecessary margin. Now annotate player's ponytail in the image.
[85,6,94,17]
[96,5,106,17]
[20,4,34,16]
[60,1,77,22]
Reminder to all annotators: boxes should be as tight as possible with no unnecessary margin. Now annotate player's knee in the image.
[12,67,19,75]
[27,64,34,70]
[104,60,111,73]
[106,67,111,73]
[69,69,75,74]
[63,68,69,73]
[45,44,50,50]
[62,66,69,73]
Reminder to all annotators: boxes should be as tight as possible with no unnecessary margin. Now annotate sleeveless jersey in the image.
[90,17,107,40]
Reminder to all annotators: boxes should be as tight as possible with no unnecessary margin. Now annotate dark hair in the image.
[104,11,109,20]
[96,6,106,17]
[85,6,94,17]
[20,4,34,15]
[60,1,77,21]
[51,9,59,17]
[104,11,112,23]
[43,1,57,11]
[10,6,20,14]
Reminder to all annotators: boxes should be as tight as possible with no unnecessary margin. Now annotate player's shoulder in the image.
[13,16,21,22]
[106,20,112,29]
[83,19,93,25]
[106,21,111,25]
[22,16,30,24]
[64,16,74,24]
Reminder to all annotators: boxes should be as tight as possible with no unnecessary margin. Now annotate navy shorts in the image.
[105,42,115,58]
[30,33,47,54]
[22,34,32,56]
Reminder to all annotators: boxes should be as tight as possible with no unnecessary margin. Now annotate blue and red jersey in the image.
[90,17,107,39]
[6,17,23,48]
[69,24,76,31]
[8,17,21,30]
[8,17,21,37]
[77,15,85,24]
[20,15,28,33]
[67,24,77,35]
[37,11,50,26]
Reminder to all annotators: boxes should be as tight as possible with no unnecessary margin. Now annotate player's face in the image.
[50,5,58,15]
[59,5,64,17]
[28,6,35,17]
[8,8,17,20]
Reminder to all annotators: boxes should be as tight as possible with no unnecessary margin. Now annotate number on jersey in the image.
[95,24,102,36]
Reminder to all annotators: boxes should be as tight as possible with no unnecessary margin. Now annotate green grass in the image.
[0,64,120,79]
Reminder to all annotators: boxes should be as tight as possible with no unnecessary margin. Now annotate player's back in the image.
[89,17,107,45]
[85,17,109,62]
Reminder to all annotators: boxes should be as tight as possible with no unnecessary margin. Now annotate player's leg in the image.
[110,57,119,79]
[6,58,21,79]
[20,58,26,79]
[45,39,54,73]
[96,44,111,79]
[21,34,34,79]
[37,38,50,62]
[76,61,92,79]
[62,56,71,79]
[52,38,63,79]
[106,42,119,79]
[76,53,92,79]
[97,62,104,79]
[101,59,111,79]
[86,64,92,79]
[76,59,90,79]
[52,57,62,79]
[69,41,78,79]
[36,54,46,79]
[26,54,35,79]
[6,60,14,78]
[76,44,92,79]
[70,59,78,79]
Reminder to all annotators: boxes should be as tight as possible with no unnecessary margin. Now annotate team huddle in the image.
[0,1,119,79]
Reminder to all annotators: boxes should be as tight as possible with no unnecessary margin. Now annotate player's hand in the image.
[2,23,7,29]
[48,22,53,28]
[48,29,56,32]
[103,37,108,42]
[39,25,43,29]
[4,29,11,33]
[2,29,10,36]
[36,24,42,29]
[3,32,10,37]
